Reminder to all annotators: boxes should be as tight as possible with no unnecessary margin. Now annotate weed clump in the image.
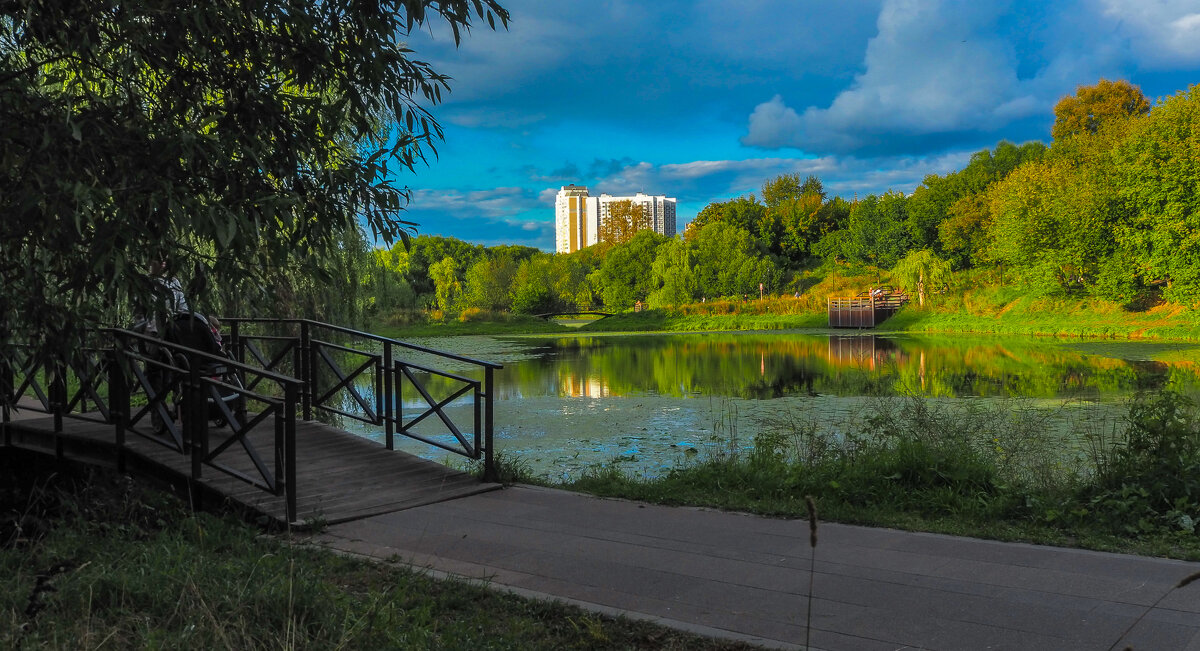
[562,390,1200,558]
[1085,390,1200,534]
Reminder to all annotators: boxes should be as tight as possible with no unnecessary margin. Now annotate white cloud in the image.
[1099,0,1200,67]
[409,187,543,218]
[743,0,1049,154]
[587,153,975,207]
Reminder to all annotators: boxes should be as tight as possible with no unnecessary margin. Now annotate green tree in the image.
[429,256,461,313]
[462,256,518,311]
[592,230,668,309]
[649,238,697,308]
[0,0,507,369]
[683,196,767,245]
[906,141,1046,254]
[841,192,913,269]
[405,236,487,297]
[510,256,561,314]
[937,192,993,269]
[987,160,1117,295]
[1052,78,1151,142]
[691,222,781,298]
[891,250,952,307]
[1111,85,1200,303]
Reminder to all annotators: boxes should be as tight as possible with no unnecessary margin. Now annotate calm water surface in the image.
[345,333,1200,479]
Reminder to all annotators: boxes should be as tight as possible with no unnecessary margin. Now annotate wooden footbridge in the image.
[1,319,502,526]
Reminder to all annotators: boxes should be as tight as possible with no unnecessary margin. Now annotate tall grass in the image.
[562,391,1200,559]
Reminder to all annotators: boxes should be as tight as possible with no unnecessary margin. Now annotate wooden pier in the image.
[828,287,909,328]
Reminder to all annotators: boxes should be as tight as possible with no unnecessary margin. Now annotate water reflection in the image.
[342,333,1200,479]
[505,333,1198,401]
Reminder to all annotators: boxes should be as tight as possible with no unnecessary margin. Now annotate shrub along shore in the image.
[374,286,1200,341]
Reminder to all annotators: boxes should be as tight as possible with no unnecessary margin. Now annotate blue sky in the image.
[390,0,1200,250]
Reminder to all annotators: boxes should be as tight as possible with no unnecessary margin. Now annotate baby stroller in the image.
[162,313,248,430]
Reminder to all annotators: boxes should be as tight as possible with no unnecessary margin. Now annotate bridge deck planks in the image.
[2,409,499,526]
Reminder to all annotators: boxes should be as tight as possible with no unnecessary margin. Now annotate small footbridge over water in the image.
[1,320,502,526]
[533,310,612,320]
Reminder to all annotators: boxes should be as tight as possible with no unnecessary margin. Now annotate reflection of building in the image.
[560,373,610,398]
[554,185,677,254]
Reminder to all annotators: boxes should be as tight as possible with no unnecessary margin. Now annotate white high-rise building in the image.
[554,186,676,254]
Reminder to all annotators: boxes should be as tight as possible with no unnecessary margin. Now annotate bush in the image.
[458,307,487,322]
[1087,391,1200,533]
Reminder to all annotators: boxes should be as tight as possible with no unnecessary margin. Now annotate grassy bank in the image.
[498,391,1200,561]
[0,455,751,650]
[370,272,1200,341]
[883,285,1200,340]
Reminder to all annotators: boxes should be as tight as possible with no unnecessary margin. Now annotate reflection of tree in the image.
[509,334,1200,401]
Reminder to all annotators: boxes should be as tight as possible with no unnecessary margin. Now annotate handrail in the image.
[104,328,300,385]
[222,318,503,370]
[4,317,501,520]
[221,317,502,481]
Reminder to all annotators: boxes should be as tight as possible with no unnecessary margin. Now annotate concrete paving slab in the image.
[314,485,1200,650]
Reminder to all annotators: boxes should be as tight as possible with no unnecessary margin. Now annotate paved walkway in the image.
[314,485,1200,650]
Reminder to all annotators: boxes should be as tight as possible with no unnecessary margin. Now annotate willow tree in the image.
[891,250,952,307]
[0,0,507,377]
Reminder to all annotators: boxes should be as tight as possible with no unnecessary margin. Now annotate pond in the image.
[342,332,1200,480]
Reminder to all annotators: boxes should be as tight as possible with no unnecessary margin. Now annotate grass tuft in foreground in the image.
[0,455,754,650]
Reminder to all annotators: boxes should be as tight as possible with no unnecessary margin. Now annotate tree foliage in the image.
[840,192,912,269]
[599,200,648,245]
[0,0,507,364]
[1111,85,1200,303]
[1052,78,1151,142]
[891,250,952,307]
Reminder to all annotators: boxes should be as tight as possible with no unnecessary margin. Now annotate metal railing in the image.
[5,330,304,522]
[108,328,302,518]
[223,318,502,480]
[2,318,500,520]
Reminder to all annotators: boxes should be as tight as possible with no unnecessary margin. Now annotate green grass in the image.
[0,454,754,650]
[883,287,1200,340]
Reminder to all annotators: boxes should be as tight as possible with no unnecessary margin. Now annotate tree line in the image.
[362,78,1199,319]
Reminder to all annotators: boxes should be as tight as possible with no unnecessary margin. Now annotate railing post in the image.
[50,358,66,458]
[483,365,496,482]
[229,320,242,364]
[284,381,298,523]
[109,347,128,473]
[1,353,11,447]
[188,362,205,481]
[383,341,394,450]
[394,360,404,439]
[300,321,312,421]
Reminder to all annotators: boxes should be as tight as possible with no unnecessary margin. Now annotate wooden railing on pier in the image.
[1,320,503,525]
[828,287,910,328]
